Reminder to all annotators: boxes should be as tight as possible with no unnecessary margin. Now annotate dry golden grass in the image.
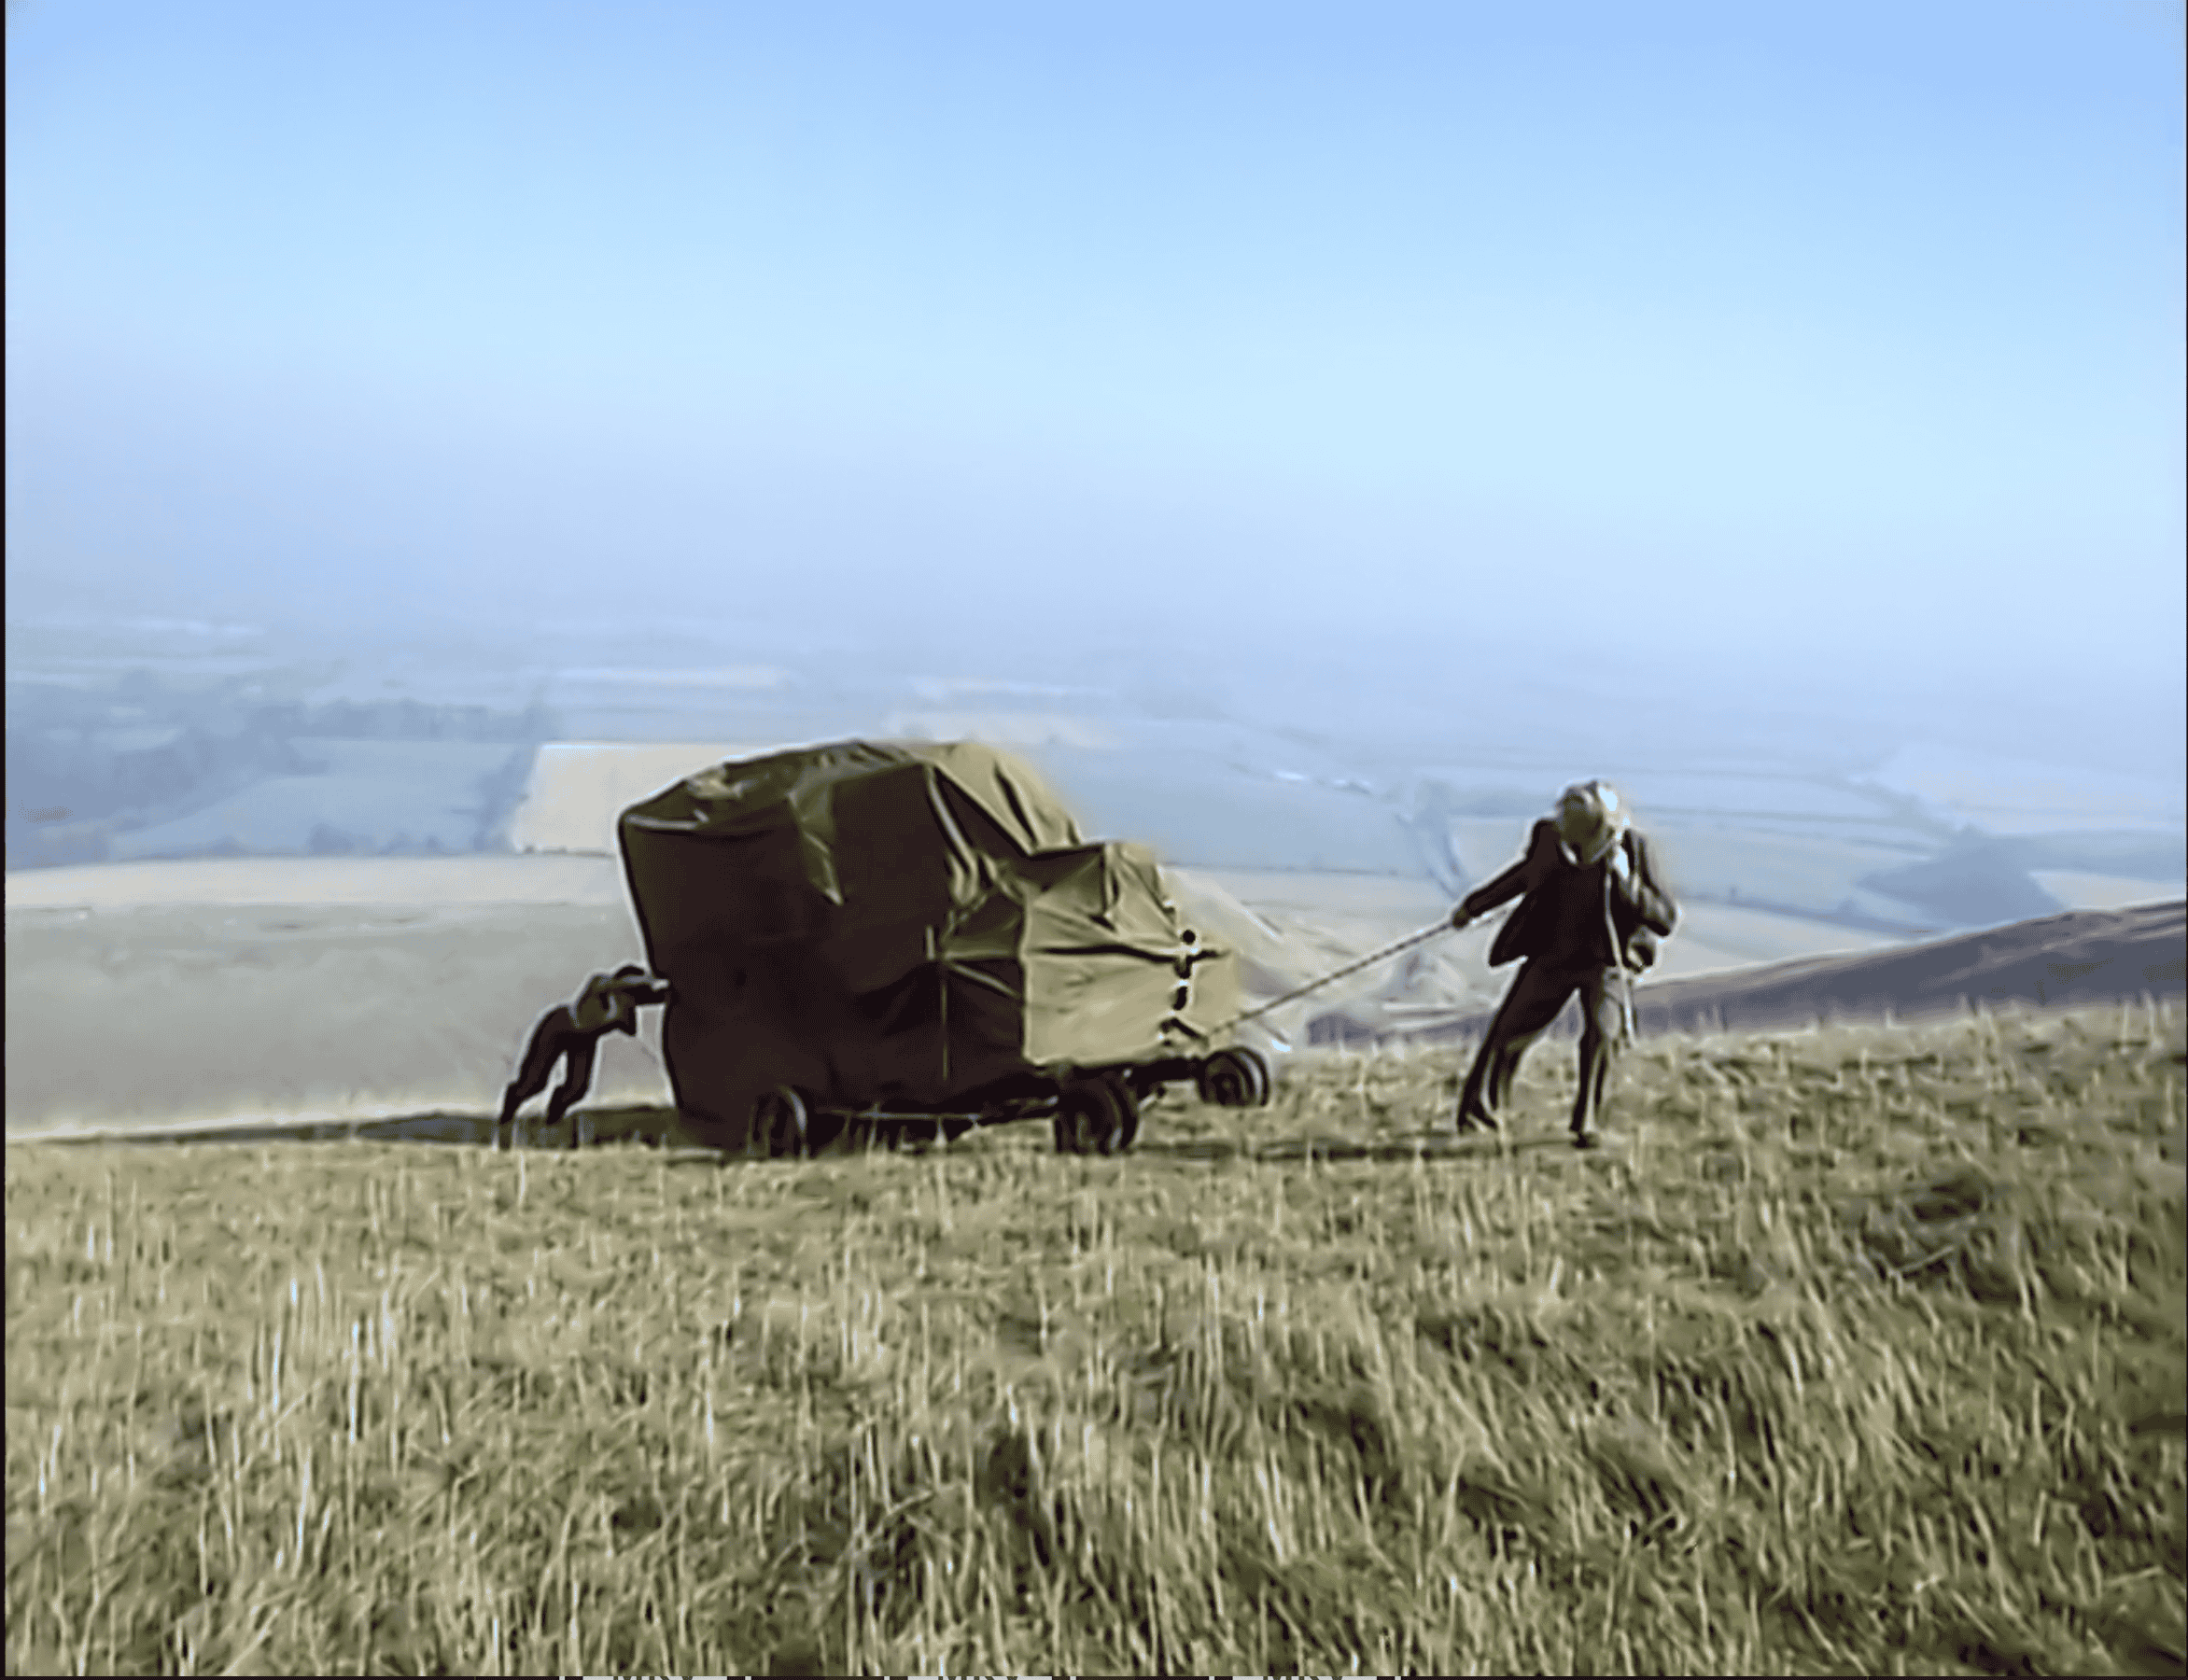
[7,1001,2183,1675]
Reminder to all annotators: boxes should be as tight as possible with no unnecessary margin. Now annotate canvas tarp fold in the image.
[618,740,1236,1138]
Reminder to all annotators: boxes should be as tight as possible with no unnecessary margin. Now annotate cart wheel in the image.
[1197,1047,1272,1108]
[751,1085,810,1158]
[1055,1075,1136,1155]
[1239,1047,1272,1106]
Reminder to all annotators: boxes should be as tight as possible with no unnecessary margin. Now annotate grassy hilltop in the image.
[7,1003,2183,1676]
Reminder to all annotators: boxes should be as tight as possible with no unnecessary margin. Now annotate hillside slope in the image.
[1418,900,2184,1043]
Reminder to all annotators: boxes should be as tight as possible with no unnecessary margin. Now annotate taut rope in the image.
[1212,918,1455,1035]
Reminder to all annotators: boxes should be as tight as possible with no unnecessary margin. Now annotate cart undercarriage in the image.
[744,1044,1273,1158]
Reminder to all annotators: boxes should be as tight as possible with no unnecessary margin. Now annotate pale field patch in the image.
[2032,871,2188,913]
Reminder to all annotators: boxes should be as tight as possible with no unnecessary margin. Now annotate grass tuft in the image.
[7,1001,2183,1674]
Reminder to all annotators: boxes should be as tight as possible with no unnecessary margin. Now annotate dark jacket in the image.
[568,971,671,1038]
[1460,819,1677,971]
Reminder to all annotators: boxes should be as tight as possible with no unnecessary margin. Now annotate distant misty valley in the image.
[7,614,2181,946]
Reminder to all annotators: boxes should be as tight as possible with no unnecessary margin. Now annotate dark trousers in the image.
[498,1006,600,1141]
[1455,960,1630,1135]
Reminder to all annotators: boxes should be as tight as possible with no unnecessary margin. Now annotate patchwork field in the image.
[7,1003,2181,1675]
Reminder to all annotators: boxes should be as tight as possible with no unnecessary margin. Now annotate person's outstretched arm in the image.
[1452,819,1559,928]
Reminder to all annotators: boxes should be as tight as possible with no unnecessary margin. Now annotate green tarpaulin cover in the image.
[618,740,1237,1138]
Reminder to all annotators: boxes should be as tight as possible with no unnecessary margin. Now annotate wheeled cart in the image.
[617,739,1272,1156]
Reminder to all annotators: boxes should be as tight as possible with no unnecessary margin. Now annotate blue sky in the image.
[7,1,2182,758]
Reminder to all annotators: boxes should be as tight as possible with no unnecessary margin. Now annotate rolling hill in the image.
[1396,899,2186,1046]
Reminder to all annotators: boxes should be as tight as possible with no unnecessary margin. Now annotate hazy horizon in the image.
[8,1,2184,782]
